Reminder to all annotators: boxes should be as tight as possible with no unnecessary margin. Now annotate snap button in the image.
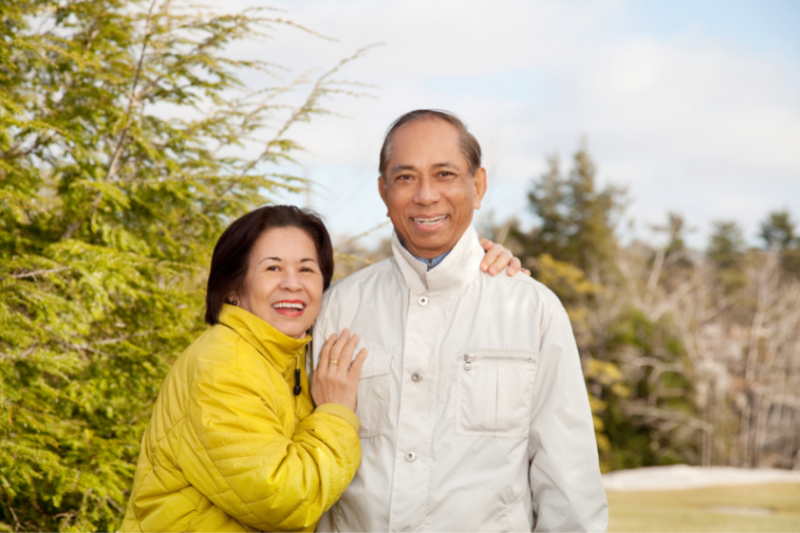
[411,372,422,382]
[418,296,428,306]
[405,452,416,462]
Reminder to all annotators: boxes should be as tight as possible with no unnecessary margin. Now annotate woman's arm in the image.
[179,358,362,532]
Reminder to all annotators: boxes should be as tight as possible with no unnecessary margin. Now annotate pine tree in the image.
[759,210,800,277]
[0,1,367,529]
[512,142,625,278]
[707,221,746,294]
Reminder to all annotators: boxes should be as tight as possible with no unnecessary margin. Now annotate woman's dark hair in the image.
[205,205,334,325]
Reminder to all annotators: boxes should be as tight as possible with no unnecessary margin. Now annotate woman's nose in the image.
[279,271,303,291]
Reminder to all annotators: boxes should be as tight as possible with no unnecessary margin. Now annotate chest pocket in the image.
[456,349,538,438]
[355,349,393,438]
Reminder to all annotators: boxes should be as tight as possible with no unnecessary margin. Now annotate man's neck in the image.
[398,237,452,272]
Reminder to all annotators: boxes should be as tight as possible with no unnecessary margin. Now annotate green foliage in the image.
[707,221,746,294]
[506,143,696,472]
[512,142,625,277]
[760,210,800,277]
[0,1,365,529]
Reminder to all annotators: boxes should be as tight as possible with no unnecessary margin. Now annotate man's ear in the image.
[378,176,390,216]
[473,167,487,210]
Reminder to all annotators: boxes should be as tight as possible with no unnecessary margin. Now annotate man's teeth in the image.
[273,302,305,310]
[413,215,448,226]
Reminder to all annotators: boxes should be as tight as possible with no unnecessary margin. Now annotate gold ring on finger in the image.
[329,360,339,366]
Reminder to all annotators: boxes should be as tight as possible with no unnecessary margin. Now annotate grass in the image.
[607,483,800,532]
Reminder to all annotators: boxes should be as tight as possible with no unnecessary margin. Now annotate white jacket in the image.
[312,225,608,532]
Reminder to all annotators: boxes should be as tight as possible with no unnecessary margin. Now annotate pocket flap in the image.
[460,349,538,364]
[357,349,393,379]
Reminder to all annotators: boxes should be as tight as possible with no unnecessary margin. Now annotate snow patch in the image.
[603,464,800,492]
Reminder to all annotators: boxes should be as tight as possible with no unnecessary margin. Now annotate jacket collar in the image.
[391,224,485,292]
[218,304,311,373]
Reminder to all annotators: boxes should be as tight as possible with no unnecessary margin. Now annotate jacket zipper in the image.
[463,353,535,371]
[293,352,302,396]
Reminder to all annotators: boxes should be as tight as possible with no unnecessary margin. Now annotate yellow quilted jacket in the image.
[120,304,361,532]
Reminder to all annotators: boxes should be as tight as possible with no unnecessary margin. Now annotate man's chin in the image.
[404,235,454,259]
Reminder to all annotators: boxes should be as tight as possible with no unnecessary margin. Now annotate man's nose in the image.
[412,177,440,205]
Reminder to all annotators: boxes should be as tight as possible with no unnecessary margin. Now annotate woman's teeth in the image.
[272,302,305,310]
[413,215,448,226]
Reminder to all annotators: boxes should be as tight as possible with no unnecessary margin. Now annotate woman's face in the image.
[236,227,324,339]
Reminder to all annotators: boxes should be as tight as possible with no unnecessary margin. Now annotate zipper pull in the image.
[294,369,301,395]
[464,354,474,371]
[293,354,302,396]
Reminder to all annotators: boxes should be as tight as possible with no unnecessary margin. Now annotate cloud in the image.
[217,0,800,246]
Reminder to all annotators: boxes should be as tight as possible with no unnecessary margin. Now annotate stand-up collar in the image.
[218,304,310,374]
[391,225,485,292]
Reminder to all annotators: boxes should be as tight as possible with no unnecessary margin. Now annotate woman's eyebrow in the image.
[300,258,318,263]
[259,256,281,264]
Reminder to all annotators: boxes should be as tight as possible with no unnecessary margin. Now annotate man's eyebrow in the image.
[390,161,460,173]
[390,164,416,174]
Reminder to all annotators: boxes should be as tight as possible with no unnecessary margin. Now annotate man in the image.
[312,110,608,532]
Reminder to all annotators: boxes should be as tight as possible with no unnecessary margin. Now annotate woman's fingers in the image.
[348,348,369,378]
[479,238,497,273]
[316,333,337,374]
[312,329,364,412]
[486,244,512,276]
[328,329,358,372]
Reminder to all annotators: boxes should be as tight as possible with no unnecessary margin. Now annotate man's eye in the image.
[396,174,413,181]
[438,171,455,178]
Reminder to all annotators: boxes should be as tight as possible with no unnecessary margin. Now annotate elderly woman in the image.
[121,205,522,532]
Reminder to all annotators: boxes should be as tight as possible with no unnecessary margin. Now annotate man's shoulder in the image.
[324,257,396,299]
[481,270,565,313]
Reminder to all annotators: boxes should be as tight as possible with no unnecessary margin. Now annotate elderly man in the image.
[312,110,607,532]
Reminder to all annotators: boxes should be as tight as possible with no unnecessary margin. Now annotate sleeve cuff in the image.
[314,403,360,432]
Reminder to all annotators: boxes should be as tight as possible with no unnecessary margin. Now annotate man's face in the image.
[379,119,487,259]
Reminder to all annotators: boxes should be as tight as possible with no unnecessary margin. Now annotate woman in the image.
[121,205,523,532]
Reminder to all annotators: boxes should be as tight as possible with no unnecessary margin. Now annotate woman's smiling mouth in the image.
[272,300,306,316]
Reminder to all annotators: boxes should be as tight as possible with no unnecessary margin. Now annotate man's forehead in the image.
[387,119,466,168]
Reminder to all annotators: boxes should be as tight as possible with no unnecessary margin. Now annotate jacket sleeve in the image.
[179,363,361,532]
[528,303,608,532]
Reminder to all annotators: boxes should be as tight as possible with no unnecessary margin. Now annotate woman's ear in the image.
[227,292,239,306]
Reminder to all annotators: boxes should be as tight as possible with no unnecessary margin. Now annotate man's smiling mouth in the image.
[412,215,448,226]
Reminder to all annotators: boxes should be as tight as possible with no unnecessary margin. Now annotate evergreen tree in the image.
[759,210,800,277]
[0,1,365,529]
[512,142,625,277]
[507,143,696,471]
[707,221,746,294]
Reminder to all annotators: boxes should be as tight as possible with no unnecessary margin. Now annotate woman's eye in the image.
[266,265,280,272]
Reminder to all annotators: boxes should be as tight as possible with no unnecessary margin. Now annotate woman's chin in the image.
[266,314,310,339]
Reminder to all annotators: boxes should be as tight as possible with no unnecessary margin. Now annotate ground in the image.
[604,466,800,532]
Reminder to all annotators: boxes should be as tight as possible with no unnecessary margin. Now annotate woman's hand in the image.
[479,239,531,277]
[312,329,368,412]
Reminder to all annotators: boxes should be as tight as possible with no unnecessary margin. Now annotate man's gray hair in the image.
[379,109,482,179]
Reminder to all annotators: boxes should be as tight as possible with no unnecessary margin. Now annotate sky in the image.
[219,0,800,248]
